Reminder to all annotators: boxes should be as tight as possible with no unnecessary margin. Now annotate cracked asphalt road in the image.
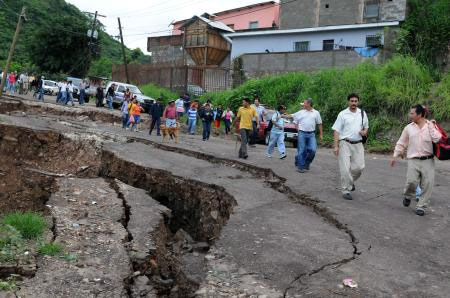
[2,95,450,297]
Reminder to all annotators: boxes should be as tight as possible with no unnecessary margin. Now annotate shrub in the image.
[39,243,62,256]
[430,72,450,122]
[1,211,46,239]
[0,224,25,262]
[140,83,178,105]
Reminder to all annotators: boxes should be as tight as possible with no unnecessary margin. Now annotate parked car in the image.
[235,109,299,147]
[42,80,59,95]
[187,84,205,97]
[105,81,155,112]
[66,76,93,102]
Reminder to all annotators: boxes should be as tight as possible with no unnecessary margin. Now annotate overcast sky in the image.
[66,0,272,53]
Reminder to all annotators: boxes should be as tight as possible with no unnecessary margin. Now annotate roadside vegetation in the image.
[198,56,447,152]
[140,83,178,104]
[0,212,63,270]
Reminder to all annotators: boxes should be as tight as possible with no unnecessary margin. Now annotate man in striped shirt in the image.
[187,104,198,135]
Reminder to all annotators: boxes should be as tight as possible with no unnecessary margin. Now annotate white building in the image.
[225,22,399,59]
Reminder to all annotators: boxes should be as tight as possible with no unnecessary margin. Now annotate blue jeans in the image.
[188,118,197,134]
[64,92,73,105]
[56,88,62,102]
[107,96,113,109]
[296,131,317,170]
[38,87,44,101]
[202,121,211,140]
[267,131,286,156]
[122,114,129,128]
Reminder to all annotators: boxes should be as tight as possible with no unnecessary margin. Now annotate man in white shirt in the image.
[332,93,369,200]
[250,97,266,146]
[64,81,75,106]
[292,98,323,173]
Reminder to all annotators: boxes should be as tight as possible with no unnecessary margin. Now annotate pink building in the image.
[172,1,280,35]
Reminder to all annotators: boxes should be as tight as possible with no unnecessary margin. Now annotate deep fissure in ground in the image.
[0,99,360,296]
[0,124,236,297]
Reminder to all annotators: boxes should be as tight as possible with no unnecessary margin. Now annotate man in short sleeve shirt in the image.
[292,98,323,172]
[237,98,258,159]
[332,93,369,200]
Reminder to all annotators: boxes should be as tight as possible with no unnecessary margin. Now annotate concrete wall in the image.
[318,0,362,26]
[380,0,407,22]
[280,0,318,29]
[230,27,385,58]
[280,0,407,29]
[238,50,383,79]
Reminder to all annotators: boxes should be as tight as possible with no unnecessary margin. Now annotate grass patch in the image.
[0,224,26,263]
[0,276,17,291]
[140,83,178,105]
[1,211,46,239]
[60,253,78,262]
[38,243,62,256]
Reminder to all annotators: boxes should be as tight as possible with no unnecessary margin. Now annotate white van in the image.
[105,81,154,112]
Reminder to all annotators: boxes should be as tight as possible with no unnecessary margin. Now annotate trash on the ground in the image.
[91,201,97,205]
[343,278,358,288]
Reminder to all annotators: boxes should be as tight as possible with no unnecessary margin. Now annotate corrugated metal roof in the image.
[182,15,235,33]
[225,21,399,38]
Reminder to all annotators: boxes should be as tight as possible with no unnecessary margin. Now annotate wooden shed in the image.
[181,15,234,66]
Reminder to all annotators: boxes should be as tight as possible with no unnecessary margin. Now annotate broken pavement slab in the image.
[17,178,132,298]
[114,180,171,270]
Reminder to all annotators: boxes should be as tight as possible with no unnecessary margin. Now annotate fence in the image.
[112,64,233,95]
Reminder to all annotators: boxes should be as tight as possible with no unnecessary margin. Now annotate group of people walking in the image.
[1,71,31,96]
[235,94,443,216]
[148,94,233,142]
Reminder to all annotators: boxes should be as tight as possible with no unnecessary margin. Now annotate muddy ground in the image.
[0,95,449,298]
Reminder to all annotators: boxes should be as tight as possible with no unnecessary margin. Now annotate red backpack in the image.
[433,123,450,160]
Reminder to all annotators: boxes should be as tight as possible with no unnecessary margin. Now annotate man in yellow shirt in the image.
[236,98,258,159]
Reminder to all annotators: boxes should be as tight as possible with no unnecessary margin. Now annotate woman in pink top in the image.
[222,107,234,135]
[162,100,178,128]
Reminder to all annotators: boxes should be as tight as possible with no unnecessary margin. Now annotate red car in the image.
[235,109,299,147]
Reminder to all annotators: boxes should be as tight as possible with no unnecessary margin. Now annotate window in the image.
[249,21,259,29]
[325,4,329,8]
[294,41,310,52]
[322,39,334,51]
[117,86,125,93]
[366,35,382,47]
[364,3,379,18]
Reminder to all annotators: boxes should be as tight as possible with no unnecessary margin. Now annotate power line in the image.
[108,0,194,18]
[122,29,173,37]
[116,0,300,38]
[116,0,210,19]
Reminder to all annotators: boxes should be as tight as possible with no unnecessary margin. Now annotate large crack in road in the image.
[0,97,360,297]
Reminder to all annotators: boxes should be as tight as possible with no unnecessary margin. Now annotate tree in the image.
[28,15,92,77]
[396,0,450,68]
[89,57,113,78]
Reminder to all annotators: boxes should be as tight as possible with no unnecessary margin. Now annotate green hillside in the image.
[0,0,150,78]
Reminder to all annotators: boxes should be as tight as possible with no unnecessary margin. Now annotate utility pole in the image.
[0,6,26,97]
[89,11,98,46]
[118,18,130,84]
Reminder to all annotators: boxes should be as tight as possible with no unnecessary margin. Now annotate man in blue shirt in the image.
[266,105,287,159]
